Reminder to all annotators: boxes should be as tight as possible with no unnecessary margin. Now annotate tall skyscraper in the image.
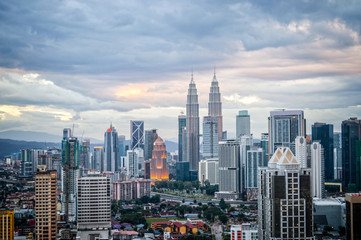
[103,124,119,172]
[150,137,169,181]
[77,172,111,239]
[130,120,144,150]
[245,148,263,192]
[236,110,251,138]
[258,147,313,240]
[311,142,325,198]
[333,132,342,180]
[216,139,241,200]
[118,135,126,157]
[208,72,223,141]
[202,116,219,158]
[126,148,142,177]
[21,149,33,177]
[342,117,361,191]
[79,139,90,169]
[178,114,186,162]
[295,136,307,168]
[144,129,158,161]
[92,146,103,172]
[268,110,306,156]
[312,122,334,181]
[61,129,79,223]
[261,133,269,164]
[186,75,200,171]
[240,135,253,195]
[35,166,57,240]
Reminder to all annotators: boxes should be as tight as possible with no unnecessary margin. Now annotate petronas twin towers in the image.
[185,71,223,171]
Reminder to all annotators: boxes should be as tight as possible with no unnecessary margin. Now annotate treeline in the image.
[154,180,218,195]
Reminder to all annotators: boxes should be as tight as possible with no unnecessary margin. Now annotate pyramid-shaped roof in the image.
[268,147,298,166]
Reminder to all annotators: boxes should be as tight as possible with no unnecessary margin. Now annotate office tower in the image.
[345,193,361,240]
[150,137,169,181]
[236,110,251,138]
[77,172,111,239]
[342,118,361,192]
[178,114,186,162]
[113,179,151,201]
[103,124,119,172]
[231,224,258,240]
[311,142,325,198]
[61,132,79,223]
[208,72,223,141]
[79,139,90,169]
[240,135,253,195]
[216,139,241,200]
[186,74,200,171]
[245,148,263,200]
[312,122,334,181]
[202,116,219,158]
[268,110,306,155]
[295,136,307,168]
[334,132,342,179]
[176,161,190,181]
[0,210,14,240]
[118,135,126,157]
[258,147,313,240]
[130,120,144,150]
[21,149,33,177]
[198,158,219,185]
[261,133,269,164]
[35,166,57,240]
[92,146,103,171]
[144,129,158,161]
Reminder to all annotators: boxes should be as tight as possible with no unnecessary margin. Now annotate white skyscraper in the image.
[198,158,219,185]
[246,148,263,189]
[236,110,250,138]
[311,142,325,198]
[295,136,307,168]
[126,149,142,177]
[77,171,111,239]
[240,134,253,194]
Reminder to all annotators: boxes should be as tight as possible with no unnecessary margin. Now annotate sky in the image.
[0,0,361,142]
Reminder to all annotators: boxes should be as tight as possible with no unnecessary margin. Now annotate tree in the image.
[204,206,222,222]
[219,198,229,210]
[219,214,228,224]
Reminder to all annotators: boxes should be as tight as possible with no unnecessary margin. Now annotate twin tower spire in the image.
[185,70,223,172]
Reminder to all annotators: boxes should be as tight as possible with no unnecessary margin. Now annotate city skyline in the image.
[1,1,361,141]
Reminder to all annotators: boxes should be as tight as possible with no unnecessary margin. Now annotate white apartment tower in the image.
[295,136,307,168]
[236,110,251,138]
[198,158,219,185]
[77,172,111,239]
[311,142,325,198]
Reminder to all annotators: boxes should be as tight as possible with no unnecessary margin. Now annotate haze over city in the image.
[1,1,361,140]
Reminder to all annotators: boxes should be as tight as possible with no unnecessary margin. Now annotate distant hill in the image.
[0,130,102,144]
[165,140,177,153]
[0,139,60,158]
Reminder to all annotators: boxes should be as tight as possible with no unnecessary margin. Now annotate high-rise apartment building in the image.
[311,142,325,198]
[186,75,200,171]
[144,129,158,161]
[103,124,119,172]
[342,118,361,192]
[268,110,306,155]
[258,147,313,240]
[79,139,90,169]
[92,146,103,171]
[312,122,334,181]
[113,179,151,201]
[261,133,269,164]
[208,72,223,141]
[236,110,250,138]
[150,137,169,181]
[126,148,142,177]
[345,193,361,240]
[198,158,219,185]
[202,116,219,158]
[61,130,79,223]
[21,149,33,177]
[245,148,263,192]
[118,135,126,157]
[178,114,186,162]
[77,172,111,239]
[216,139,241,200]
[0,210,14,240]
[130,120,144,150]
[295,136,307,168]
[35,166,57,240]
[231,224,258,240]
[240,135,253,195]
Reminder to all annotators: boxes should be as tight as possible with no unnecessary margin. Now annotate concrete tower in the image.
[186,74,200,171]
[208,71,223,141]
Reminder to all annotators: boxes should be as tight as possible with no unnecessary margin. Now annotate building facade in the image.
[208,72,223,141]
[311,142,325,198]
[178,114,186,162]
[346,193,361,240]
[312,122,334,181]
[231,224,258,240]
[130,120,144,150]
[35,166,57,240]
[295,136,307,168]
[144,129,158,161]
[150,137,169,181]
[92,146,103,172]
[77,172,111,239]
[198,158,219,185]
[113,179,151,201]
[258,147,313,240]
[186,75,200,171]
[236,110,250,138]
[202,116,219,159]
[103,124,119,172]
[0,210,14,240]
